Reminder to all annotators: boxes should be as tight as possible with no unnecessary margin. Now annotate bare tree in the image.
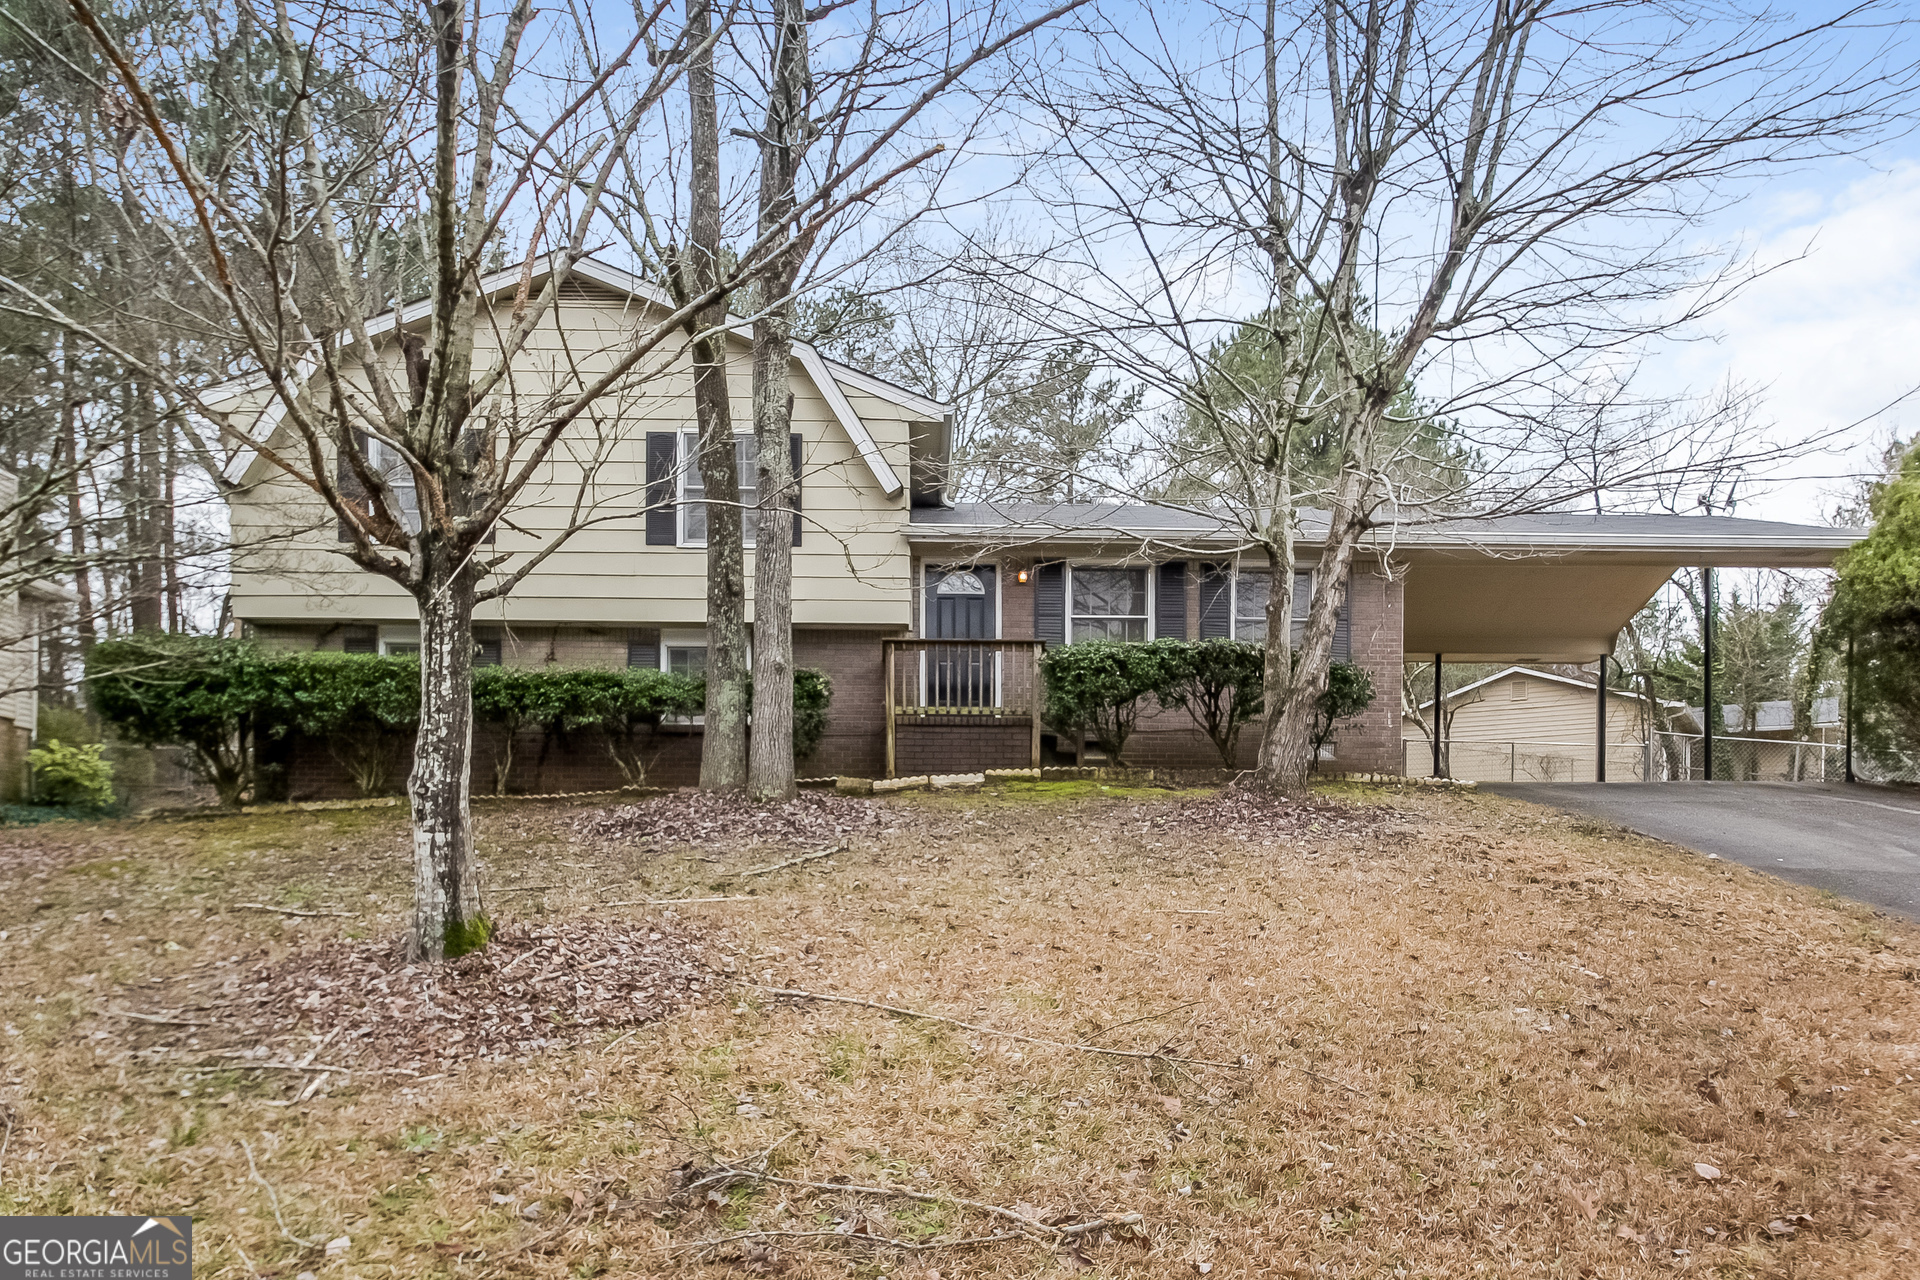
[677,0,750,793]
[731,0,1092,800]
[996,0,1915,794]
[35,0,793,959]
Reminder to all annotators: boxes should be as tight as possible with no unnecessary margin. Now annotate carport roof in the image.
[909,503,1860,664]
[907,503,1858,567]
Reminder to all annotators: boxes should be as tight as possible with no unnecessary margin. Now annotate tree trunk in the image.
[1258,512,1365,796]
[59,358,95,655]
[685,0,748,793]
[749,351,797,801]
[746,0,809,802]
[408,557,486,961]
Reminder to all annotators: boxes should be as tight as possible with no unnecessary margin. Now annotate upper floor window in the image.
[680,432,758,547]
[1070,565,1149,642]
[367,438,421,534]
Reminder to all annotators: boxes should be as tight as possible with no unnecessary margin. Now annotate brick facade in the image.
[1330,563,1406,774]
[261,555,1406,798]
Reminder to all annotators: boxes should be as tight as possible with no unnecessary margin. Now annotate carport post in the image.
[1702,567,1716,782]
[1432,655,1445,778]
[1595,656,1607,783]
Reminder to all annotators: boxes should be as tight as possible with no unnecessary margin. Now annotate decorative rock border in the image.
[1322,772,1477,789]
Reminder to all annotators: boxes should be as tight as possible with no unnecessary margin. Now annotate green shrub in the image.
[87,634,282,807]
[27,739,116,808]
[792,668,831,762]
[1040,640,1179,765]
[1153,639,1265,767]
[0,803,93,827]
[1311,661,1377,765]
[277,654,421,796]
[90,638,830,799]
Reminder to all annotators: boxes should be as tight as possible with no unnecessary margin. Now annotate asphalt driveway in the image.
[1480,781,1920,921]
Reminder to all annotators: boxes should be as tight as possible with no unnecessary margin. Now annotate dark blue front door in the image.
[925,566,996,706]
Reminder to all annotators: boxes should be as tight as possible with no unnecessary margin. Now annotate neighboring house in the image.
[212,257,1864,798]
[1403,666,1657,783]
[1665,698,1846,781]
[0,469,68,801]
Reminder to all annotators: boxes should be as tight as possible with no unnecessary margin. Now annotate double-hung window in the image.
[1234,567,1345,660]
[679,432,758,547]
[1069,565,1150,642]
[665,642,708,678]
[367,438,421,534]
[1234,569,1272,642]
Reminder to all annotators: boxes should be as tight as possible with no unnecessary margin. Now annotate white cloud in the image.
[1656,160,1920,523]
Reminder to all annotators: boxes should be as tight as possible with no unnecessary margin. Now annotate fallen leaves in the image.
[132,918,719,1070]
[1154,787,1390,843]
[579,791,901,850]
[1694,1162,1722,1181]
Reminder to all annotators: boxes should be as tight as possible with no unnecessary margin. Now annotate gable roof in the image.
[206,255,946,496]
[1411,664,1653,713]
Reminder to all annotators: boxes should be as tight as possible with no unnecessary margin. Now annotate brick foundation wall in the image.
[794,628,890,777]
[895,717,1034,775]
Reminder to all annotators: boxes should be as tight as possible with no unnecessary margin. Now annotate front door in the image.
[925,566,996,707]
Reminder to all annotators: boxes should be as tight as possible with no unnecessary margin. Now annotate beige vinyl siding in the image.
[227,284,919,630]
[1402,669,1649,781]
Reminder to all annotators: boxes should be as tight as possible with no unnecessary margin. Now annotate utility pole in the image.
[1845,629,1855,784]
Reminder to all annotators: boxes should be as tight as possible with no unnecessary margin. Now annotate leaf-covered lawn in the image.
[1,781,1915,1278]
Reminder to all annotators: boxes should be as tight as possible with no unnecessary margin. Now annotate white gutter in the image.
[794,340,904,498]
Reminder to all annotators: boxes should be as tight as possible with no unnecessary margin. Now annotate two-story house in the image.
[213,258,1860,796]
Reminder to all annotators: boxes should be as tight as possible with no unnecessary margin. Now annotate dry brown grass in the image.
[2,780,1917,1279]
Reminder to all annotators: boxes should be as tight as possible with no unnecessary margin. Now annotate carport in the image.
[1398,512,1860,782]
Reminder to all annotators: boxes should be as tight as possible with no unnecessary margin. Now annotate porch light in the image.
[1017,568,1029,584]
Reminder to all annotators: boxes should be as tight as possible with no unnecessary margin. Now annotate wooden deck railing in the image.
[882,639,1044,776]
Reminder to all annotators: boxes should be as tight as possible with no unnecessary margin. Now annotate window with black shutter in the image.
[1155,561,1187,639]
[644,432,677,545]
[1033,562,1065,644]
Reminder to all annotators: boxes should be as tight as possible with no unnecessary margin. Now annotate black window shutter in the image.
[1034,561,1065,644]
[1197,562,1231,639]
[342,626,377,654]
[336,431,367,541]
[645,432,677,545]
[473,633,502,666]
[627,627,661,669]
[1155,561,1187,640]
[790,432,803,547]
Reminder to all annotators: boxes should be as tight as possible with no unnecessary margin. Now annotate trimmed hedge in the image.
[86,636,829,804]
[1040,637,1374,768]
